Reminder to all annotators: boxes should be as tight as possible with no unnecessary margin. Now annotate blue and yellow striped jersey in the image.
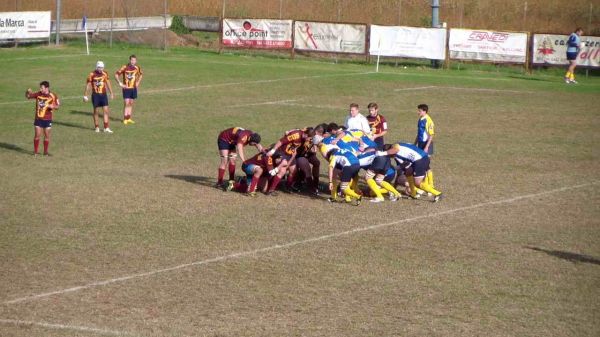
[416,114,435,143]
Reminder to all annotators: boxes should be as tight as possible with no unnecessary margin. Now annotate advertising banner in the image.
[369,25,447,60]
[0,11,51,40]
[222,19,292,49]
[532,34,600,67]
[449,28,528,63]
[294,21,366,54]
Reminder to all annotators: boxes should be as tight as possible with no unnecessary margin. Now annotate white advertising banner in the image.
[369,25,447,60]
[449,29,527,63]
[294,21,366,54]
[222,19,292,49]
[532,34,600,68]
[0,11,51,40]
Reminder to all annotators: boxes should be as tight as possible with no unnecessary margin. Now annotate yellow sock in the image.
[570,73,575,81]
[343,187,361,199]
[407,175,417,198]
[426,170,435,189]
[380,180,401,197]
[565,71,571,78]
[367,178,384,199]
[350,176,360,193]
[419,180,441,196]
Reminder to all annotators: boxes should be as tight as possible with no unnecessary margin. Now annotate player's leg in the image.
[377,174,401,201]
[248,166,263,195]
[102,105,112,133]
[308,153,321,194]
[266,159,288,194]
[341,165,362,204]
[285,159,298,191]
[217,148,229,187]
[93,106,100,132]
[365,169,384,202]
[128,98,136,122]
[43,126,51,155]
[227,152,237,189]
[33,125,42,155]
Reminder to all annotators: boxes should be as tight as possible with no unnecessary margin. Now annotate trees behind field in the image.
[2,0,598,35]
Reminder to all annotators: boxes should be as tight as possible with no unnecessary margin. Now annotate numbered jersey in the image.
[278,129,306,156]
[218,127,254,145]
[28,91,59,121]
[87,70,110,94]
[116,64,143,88]
[243,152,274,172]
[391,143,428,168]
[367,113,388,135]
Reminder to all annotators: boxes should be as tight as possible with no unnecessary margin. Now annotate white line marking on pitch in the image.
[0,71,373,106]
[0,318,133,336]
[393,86,437,91]
[4,182,597,306]
[225,99,298,108]
[441,86,535,94]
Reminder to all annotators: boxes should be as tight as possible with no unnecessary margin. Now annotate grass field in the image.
[1,42,599,337]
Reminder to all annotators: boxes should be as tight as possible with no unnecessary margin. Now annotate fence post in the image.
[55,0,61,45]
[523,2,528,31]
[279,0,283,19]
[109,0,114,48]
[163,0,168,51]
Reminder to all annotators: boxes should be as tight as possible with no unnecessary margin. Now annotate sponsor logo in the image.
[0,18,25,28]
[468,31,509,42]
[224,21,268,38]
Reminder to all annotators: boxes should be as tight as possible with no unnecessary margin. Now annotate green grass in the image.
[0,43,599,337]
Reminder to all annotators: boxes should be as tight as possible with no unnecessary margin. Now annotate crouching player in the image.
[239,150,285,196]
[364,154,402,203]
[320,144,362,206]
[378,143,442,202]
[217,127,263,190]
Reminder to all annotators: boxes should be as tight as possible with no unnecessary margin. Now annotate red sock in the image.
[94,123,99,128]
[269,176,281,192]
[33,138,40,154]
[124,115,130,120]
[217,168,225,184]
[249,176,259,193]
[43,140,49,154]
[286,172,295,187]
[228,162,236,180]
[104,122,109,129]
[235,179,247,192]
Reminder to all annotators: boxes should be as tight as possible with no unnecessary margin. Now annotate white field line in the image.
[278,102,342,110]
[0,318,132,336]
[3,181,597,306]
[393,86,437,91]
[0,71,373,106]
[3,54,88,61]
[225,99,298,108]
[441,86,535,94]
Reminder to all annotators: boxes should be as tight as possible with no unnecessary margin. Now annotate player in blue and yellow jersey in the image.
[25,81,60,156]
[414,104,436,190]
[378,142,442,202]
[565,27,583,84]
[319,144,362,205]
[115,55,143,124]
[84,61,114,133]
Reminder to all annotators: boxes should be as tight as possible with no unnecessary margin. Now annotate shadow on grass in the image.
[53,120,90,130]
[0,142,31,155]
[525,246,600,266]
[70,109,122,122]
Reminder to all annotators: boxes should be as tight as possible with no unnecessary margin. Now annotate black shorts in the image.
[217,138,236,151]
[340,163,360,183]
[34,119,52,128]
[566,52,579,61]
[369,155,391,174]
[92,93,109,108]
[123,88,138,100]
[411,157,430,178]
[417,141,434,155]
[374,137,384,150]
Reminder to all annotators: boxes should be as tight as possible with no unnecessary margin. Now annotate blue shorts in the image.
[369,155,391,174]
[340,163,360,183]
[122,88,138,100]
[34,119,52,128]
[92,93,109,108]
[374,137,384,150]
[566,52,579,61]
[242,163,256,176]
[217,138,236,151]
[417,141,435,156]
[411,157,430,178]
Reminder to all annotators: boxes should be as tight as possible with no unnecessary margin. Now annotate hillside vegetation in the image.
[3,0,599,34]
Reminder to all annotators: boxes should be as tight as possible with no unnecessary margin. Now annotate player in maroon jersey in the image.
[115,55,143,124]
[25,81,60,156]
[238,149,285,196]
[84,61,114,133]
[366,102,388,149]
[217,127,263,190]
[266,128,311,191]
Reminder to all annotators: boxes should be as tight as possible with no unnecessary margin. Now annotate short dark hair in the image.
[575,27,583,33]
[249,133,261,144]
[417,104,428,112]
[129,54,137,60]
[314,123,327,135]
[40,81,50,88]
[327,122,340,133]
[349,103,359,109]
[367,102,378,109]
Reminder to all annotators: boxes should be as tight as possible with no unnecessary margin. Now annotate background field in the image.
[0,43,599,337]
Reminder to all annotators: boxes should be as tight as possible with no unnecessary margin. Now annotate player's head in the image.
[327,122,341,135]
[312,134,324,146]
[417,104,428,116]
[349,103,359,117]
[248,133,261,145]
[96,61,105,71]
[382,144,393,151]
[314,123,327,136]
[39,81,50,93]
[575,27,583,35]
[304,127,315,138]
[367,102,379,116]
[129,54,137,65]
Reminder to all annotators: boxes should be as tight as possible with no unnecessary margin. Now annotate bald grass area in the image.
[0,43,599,337]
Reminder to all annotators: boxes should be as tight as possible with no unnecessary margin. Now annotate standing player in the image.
[25,81,60,156]
[414,104,436,189]
[115,54,143,124]
[217,127,262,190]
[84,61,114,133]
[366,102,388,149]
[564,27,584,84]
[344,103,371,136]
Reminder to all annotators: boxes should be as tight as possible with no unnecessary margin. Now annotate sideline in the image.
[4,182,597,305]
[0,318,132,336]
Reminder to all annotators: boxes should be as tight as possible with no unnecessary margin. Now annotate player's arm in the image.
[267,140,283,156]
[25,88,34,99]
[49,94,60,110]
[83,81,91,102]
[236,142,246,162]
[424,120,435,152]
[106,75,114,99]
[136,69,143,88]
[255,142,265,153]
[327,156,336,190]
[114,68,125,88]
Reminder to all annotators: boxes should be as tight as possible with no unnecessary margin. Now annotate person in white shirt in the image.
[344,103,371,136]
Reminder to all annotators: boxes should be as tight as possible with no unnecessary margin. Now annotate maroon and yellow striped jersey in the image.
[366,113,388,135]
[27,91,59,121]
[116,64,143,88]
[278,129,306,156]
[218,127,254,145]
[243,152,274,172]
[87,70,110,94]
